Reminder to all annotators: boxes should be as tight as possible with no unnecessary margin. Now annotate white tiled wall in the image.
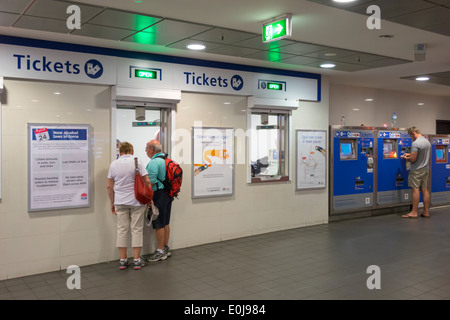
[0,77,330,280]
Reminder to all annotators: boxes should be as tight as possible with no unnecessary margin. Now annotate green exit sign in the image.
[135,69,157,79]
[262,14,292,43]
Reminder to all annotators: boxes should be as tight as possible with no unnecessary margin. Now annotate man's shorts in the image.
[408,167,429,189]
[152,190,172,229]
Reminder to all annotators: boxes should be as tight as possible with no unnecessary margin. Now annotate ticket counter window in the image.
[383,139,398,159]
[250,111,289,182]
[116,106,171,166]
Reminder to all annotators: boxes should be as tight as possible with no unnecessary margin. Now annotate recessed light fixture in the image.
[353,108,360,111]
[417,102,425,106]
[320,63,336,69]
[324,53,337,57]
[187,44,206,51]
[365,98,374,102]
[415,76,430,81]
[333,0,356,2]
[54,92,61,95]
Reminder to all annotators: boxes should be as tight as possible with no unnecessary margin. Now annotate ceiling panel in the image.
[233,35,292,51]
[0,0,32,14]
[166,39,226,51]
[401,72,450,87]
[0,11,19,26]
[389,6,450,29]
[243,50,296,62]
[306,0,450,37]
[71,23,136,41]
[123,19,211,46]
[191,27,256,45]
[26,0,103,23]
[206,45,261,57]
[13,15,68,33]
[275,41,329,56]
[87,8,162,31]
[0,0,415,73]
[346,0,435,18]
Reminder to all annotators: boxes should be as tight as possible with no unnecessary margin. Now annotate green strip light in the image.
[267,82,283,90]
[135,69,157,79]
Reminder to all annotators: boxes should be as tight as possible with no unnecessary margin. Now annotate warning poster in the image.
[28,123,91,212]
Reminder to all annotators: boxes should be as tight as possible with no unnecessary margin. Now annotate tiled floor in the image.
[1,207,450,300]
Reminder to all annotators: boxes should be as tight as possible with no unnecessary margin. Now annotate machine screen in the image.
[340,140,356,160]
[436,146,447,163]
[383,140,397,159]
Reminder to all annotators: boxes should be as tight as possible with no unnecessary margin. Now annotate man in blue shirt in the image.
[145,139,172,261]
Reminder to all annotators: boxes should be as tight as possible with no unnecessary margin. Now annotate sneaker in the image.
[147,250,167,262]
[164,246,171,257]
[133,257,146,270]
[119,259,130,270]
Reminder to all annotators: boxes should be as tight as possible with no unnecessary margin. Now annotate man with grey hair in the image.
[145,139,173,261]
[401,126,431,218]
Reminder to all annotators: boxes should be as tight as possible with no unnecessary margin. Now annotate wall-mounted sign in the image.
[296,130,327,190]
[28,123,91,212]
[262,14,292,43]
[134,69,157,79]
[192,126,234,198]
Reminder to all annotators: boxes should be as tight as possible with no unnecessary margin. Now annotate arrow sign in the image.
[262,14,292,43]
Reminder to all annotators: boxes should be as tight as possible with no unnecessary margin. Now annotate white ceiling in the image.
[0,0,449,97]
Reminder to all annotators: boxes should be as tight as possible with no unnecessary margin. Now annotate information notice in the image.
[28,124,90,212]
[192,126,234,198]
[296,130,327,190]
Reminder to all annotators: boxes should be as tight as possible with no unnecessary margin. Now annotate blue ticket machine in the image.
[331,127,375,215]
[376,130,412,206]
[430,136,450,206]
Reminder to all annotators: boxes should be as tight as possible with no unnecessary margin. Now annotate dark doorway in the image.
[436,120,450,134]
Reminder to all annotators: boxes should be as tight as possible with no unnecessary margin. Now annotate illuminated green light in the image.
[267,82,283,90]
[262,15,292,43]
[135,69,157,79]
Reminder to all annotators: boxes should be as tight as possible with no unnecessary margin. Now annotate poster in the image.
[192,126,234,198]
[296,130,327,190]
[28,123,91,212]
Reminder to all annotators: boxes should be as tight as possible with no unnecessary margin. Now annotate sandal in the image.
[420,213,430,218]
[402,213,418,219]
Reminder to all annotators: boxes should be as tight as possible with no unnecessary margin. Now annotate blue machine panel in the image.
[332,129,374,212]
[376,130,412,206]
[431,136,450,205]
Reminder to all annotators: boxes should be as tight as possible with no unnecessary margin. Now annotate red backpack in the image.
[156,154,183,199]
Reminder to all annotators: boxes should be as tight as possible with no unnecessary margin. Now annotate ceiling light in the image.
[187,44,206,51]
[333,0,356,2]
[417,102,424,106]
[324,53,337,57]
[365,98,374,102]
[320,63,336,69]
[415,76,430,81]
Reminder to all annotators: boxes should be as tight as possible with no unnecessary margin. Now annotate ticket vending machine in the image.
[376,129,412,207]
[330,126,375,215]
[430,136,450,206]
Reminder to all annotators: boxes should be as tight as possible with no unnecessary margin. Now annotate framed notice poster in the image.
[28,123,91,212]
[296,130,327,190]
[192,126,234,198]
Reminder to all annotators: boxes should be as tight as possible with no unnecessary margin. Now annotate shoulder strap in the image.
[134,157,139,175]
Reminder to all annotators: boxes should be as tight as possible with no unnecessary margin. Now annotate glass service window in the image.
[250,111,289,182]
